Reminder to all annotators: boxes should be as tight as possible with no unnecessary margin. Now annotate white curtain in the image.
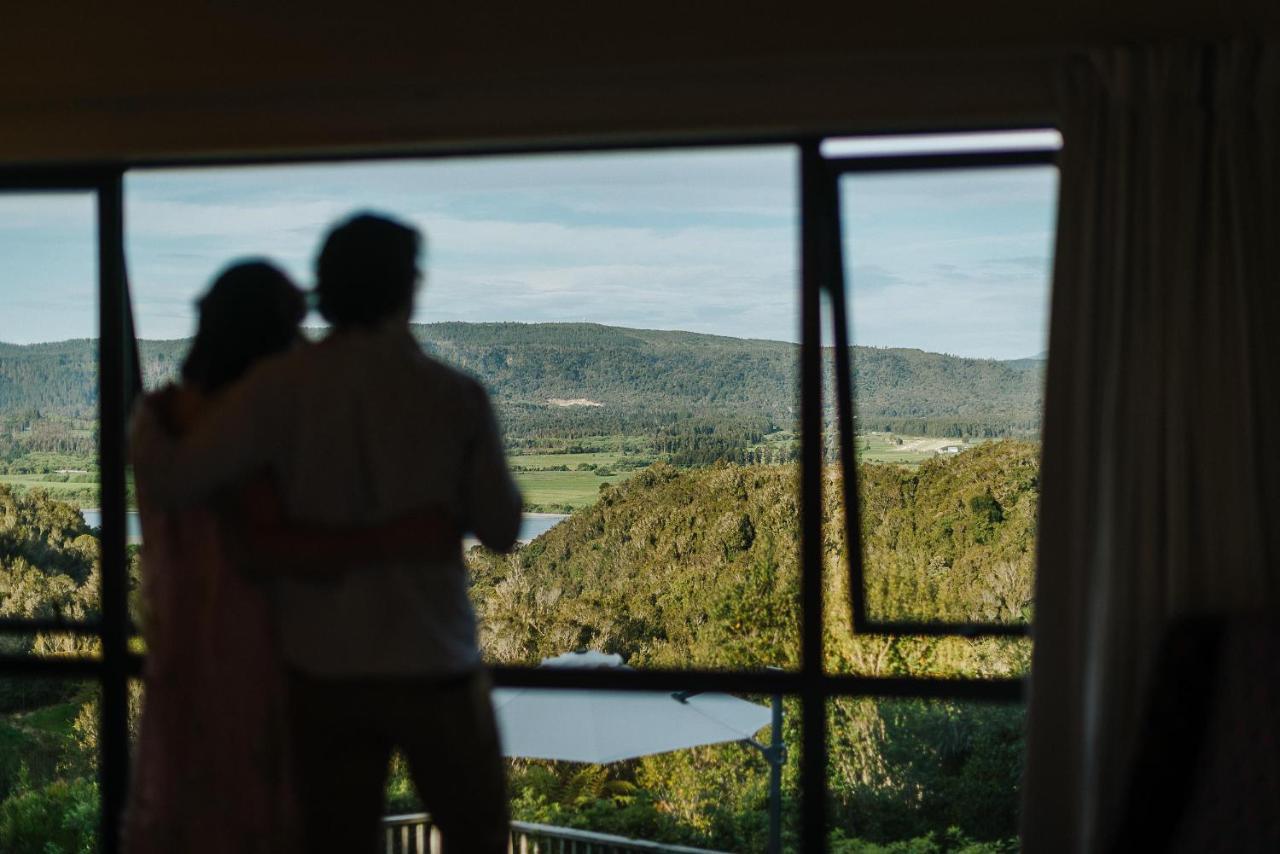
[1022,42,1280,852]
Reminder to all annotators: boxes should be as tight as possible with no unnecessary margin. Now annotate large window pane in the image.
[836,165,1057,631]
[0,193,102,622]
[0,193,105,850]
[126,151,800,846]
[126,150,802,674]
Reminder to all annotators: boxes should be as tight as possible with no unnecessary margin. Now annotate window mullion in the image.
[96,170,131,854]
[799,139,830,854]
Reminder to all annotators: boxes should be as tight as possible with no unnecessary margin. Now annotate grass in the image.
[0,695,87,798]
[18,702,81,737]
[1,433,978,513]
[514,469,630,510]
[2,456,635,514]
[0,476,99,507]
[855,433,970,467]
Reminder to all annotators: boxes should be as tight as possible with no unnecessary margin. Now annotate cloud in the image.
[845,264,902,293]
[122,157,801,342]
[6,147,1053,357]
[982,254,1053,271]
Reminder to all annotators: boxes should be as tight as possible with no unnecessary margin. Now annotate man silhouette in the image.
[139,212,520,853]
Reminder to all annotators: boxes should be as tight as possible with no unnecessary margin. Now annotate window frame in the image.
[822,146,1058,638]
[0,134,1051,854]
[0,167,138,851]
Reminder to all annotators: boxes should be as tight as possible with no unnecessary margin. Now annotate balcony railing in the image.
[381,814,731,854]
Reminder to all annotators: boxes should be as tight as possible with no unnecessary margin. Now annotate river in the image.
[80,509,568,545]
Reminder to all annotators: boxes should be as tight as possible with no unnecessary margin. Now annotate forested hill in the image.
[470,440,1037,667]
[0,322,1043,437]
[469,445,1035,846]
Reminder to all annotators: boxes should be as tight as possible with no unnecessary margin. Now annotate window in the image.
[0,175,133,852]
[819,135,1058,847]
[0,134,1056,853]
[126,148,803,675]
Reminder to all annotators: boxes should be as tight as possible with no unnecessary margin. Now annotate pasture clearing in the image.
[515,469,631,511]
[857,433,968,466]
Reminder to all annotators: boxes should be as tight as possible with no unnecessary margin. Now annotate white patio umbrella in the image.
[492,651,771,763]
[491,651,785,853]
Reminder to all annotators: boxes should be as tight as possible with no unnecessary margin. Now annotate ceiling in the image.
[1,1,1275,164]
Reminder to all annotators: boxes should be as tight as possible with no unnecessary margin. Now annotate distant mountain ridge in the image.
[0,322,1043,437]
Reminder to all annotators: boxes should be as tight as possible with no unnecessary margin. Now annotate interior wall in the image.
[2,1,1277,163]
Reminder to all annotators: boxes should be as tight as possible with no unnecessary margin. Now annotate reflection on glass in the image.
[836,166,1057,628]
[827,699,1024,850]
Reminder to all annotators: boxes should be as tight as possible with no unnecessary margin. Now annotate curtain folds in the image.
[1022,42,1280,853]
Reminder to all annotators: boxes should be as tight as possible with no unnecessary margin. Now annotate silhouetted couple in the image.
[126,213,520,853]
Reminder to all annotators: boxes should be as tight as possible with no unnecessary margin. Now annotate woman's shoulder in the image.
[130,386,208,468]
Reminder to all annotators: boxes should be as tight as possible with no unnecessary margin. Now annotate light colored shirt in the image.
[132,321,522,677]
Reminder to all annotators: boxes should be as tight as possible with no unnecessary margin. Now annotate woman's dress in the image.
[123,396,298,854]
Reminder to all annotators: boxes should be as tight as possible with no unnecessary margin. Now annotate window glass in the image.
[126,150,800,845]
[126,150,802,672]
[835,165,1057,632]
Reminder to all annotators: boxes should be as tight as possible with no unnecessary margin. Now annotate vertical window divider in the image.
[97,169,131,854]
[799,139,829,853]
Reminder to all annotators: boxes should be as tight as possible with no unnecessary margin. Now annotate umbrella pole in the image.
[744,694,787,852]
[768,693,783,854]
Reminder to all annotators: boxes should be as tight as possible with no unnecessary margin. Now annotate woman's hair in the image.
[181,260,305,393]
[315,212,421,327]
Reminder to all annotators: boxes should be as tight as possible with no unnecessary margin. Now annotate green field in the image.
[0,475,99,506]
[514,469,630,511]
[507,447,643,510]
[0,434,962,514]
[855,432,970,466]
[1,460,633,513]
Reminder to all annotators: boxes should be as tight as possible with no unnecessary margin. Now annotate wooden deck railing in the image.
[380,813,731,854]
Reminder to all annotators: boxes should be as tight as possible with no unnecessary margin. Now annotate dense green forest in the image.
[1,323,1043,464]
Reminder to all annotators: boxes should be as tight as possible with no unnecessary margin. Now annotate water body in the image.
[81,509,568,545]
[517,513,569,542]
[79,509,144,542]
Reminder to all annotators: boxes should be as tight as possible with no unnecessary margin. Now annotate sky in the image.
[0,136,1058,360]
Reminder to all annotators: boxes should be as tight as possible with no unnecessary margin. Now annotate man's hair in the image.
[315,212,421,327]
[182,260,304,393]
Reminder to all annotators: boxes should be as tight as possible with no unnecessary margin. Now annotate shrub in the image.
[0,771,98,854]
